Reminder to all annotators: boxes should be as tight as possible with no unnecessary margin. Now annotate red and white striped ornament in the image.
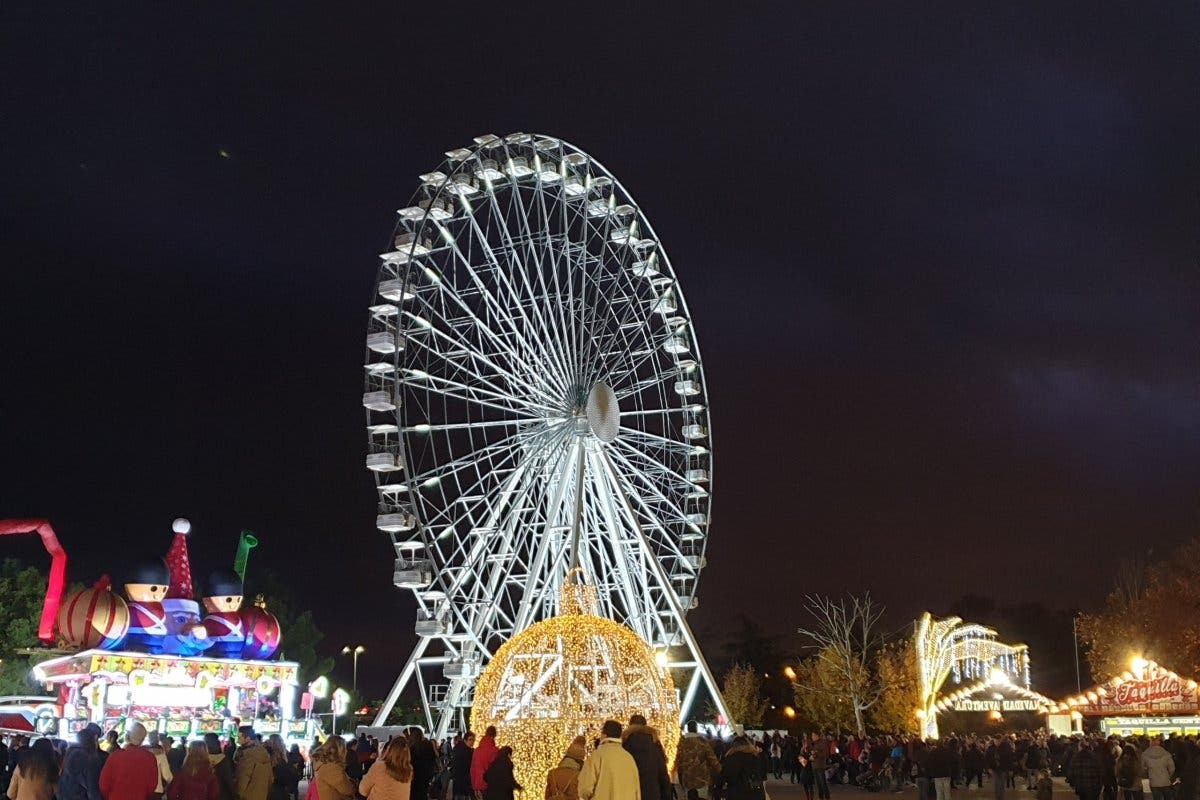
[57,576,130,650]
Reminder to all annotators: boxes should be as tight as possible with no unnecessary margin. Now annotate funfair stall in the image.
[6,516,318,744]
[1050,658,1200,737]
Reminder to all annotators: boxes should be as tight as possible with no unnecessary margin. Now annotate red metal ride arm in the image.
[0,519,68,643]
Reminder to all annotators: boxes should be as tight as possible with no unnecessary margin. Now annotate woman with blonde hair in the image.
[312,739,355,800]
[360,741,413,800]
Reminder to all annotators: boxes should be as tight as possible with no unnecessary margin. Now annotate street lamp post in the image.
[342,645,365,693]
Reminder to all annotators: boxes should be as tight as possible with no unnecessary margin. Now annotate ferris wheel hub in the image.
[585,382,620,443]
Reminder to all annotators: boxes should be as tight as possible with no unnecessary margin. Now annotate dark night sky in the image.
[2,3,1198,699]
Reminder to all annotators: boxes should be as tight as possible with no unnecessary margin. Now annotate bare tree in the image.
[795,593,885,736]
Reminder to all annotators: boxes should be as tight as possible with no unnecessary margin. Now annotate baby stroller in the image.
[856,766,884,792]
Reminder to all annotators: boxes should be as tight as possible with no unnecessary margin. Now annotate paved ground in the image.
[761,777,1077,800]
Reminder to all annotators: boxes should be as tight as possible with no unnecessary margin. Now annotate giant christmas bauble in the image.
[470,571,679,794]
[57,578,130,650]
[240,600,281,659]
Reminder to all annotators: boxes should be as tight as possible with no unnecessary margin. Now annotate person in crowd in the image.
[100,723,159,800]
[234,727,271,800]
[359,739,412,800]
[963,742,985,791]
[167,742,219,800]
[343,741,362,791]
[146,733,173,799]
[1116,745,1144,800]
[166,740,187,780]
[285,747,304,783]
[993,738,1018,800]
[798,747,815,800]
[311,739,354,800]
[924,740,955,800]
[1141,737,1176,800]
[203,735,236,800]
[8,738,59,800]
[579,721,639,800]
[545,738,586,800]
[810,733,831,800]
[622,714,670,800]
[714,735,765,800]
[61,726,104,800]
[263,741,298,800]
[407,729,438,798]
[673,722,719,799]
[481,747,520,800]
[449,733,473,800]
[470,727,499,798]
[1069,743,1105,800]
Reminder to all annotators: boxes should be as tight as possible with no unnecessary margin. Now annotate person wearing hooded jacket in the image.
[202,736,236,800]
[61,727,104,800]
[673,722,719,799]
[233,728,272,800]
[622,715,671,800]
[545,738,586,800]
[470,728,499,795]
[715,736,765,800]
[1141,738,1176,800]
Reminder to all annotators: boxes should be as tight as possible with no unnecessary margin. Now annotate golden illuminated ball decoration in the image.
[470,570,680,793]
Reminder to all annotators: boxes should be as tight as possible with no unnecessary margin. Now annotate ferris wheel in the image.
[363,134,727,735]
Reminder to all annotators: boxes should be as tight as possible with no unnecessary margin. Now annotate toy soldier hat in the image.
[128,561,171,586]
[206,570,243,597]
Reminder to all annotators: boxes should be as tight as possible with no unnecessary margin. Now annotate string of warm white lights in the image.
[470,573,680,793]
[915,612,1032,738]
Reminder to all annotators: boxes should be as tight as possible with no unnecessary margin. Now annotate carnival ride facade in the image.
[362,134,726,736]
[1,517,315,743]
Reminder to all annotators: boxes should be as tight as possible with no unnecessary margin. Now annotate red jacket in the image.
[100,746,160,800]
[168,768,219,800]
[470,736,498,792]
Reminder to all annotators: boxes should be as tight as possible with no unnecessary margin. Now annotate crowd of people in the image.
[0,724,304,800]
[5,723,1200,800]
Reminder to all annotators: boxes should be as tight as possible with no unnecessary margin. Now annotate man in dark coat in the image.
[451,733,475,800]
[1068,744,1104,800]
[622,714,672,800]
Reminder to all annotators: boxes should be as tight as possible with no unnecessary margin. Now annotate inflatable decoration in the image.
[56,576,130,650]
[202,570,245,658]
[125,561,170,653]
[0,519,68,643]
[159,519,211,656]
[240,596,281,660]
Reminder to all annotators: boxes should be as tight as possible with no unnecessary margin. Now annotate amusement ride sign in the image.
[1086,671,1199,716]
[952,698,1042,712]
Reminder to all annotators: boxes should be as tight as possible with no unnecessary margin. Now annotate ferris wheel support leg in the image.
[679,665,704,726]
[372,634,431,727]
[597,450,734,727]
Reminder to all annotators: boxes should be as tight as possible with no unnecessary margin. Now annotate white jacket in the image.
[579,739,641,800]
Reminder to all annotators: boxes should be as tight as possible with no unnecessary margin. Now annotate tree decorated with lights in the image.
[914,612,1031,738]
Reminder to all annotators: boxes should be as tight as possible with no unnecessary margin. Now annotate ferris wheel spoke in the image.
[434,214,572,402]
[584,449,657,632]
[617,425,694,454]
[403,303,561,409]
[408,248,556,398]
[403,352,564,417]
[610,437,701,498]
[607,447,695,545]
[471,185,577,396]
[407,429,531,485]
[505,182,583,393]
